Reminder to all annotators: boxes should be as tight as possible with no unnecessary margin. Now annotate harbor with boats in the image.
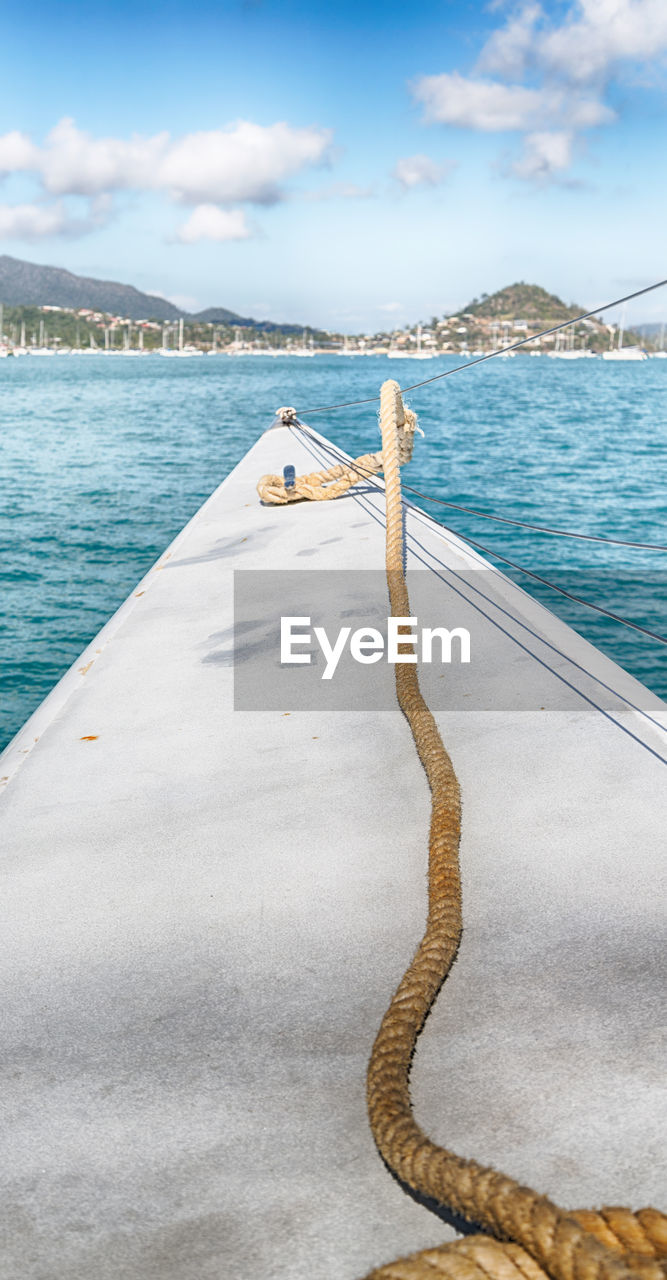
[2,282,666,361]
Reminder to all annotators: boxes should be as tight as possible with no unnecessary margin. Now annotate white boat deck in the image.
[1,421,665,1280]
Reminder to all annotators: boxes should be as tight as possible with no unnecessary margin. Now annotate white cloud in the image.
[21,117,331,205]
[477,0,667,85]
[510,130,574,181]
[377,302,404,313]
[414,72,537,130]
[565,97,616,128]
[539,0,667,83]
[37,118,168,195]
[0,201,79,238]
[159,121,331,205]
[393,154,451,189]
[0,117,330,205]
[0,130,39,174]
[0,117,332,238]
[175,205,252,243]
[412,72,612,132]
[477,2,542,78]
[413,0,667,184]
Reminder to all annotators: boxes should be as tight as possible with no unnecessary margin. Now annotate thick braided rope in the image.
[256,406,418,504]
[257,451,384,503]
[364,1209,667,1280]
[363,380,666,1280]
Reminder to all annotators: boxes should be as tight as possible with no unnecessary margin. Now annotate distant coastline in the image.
[0,258,662,356]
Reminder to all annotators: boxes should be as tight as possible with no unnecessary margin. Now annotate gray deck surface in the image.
[1,421,665,1280]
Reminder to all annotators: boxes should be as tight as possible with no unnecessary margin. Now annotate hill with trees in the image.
[0,255,305,333]
[461,283,580,322]
[0,255,185,321]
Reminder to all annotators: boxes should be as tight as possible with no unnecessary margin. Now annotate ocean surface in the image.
[1,352,665,751]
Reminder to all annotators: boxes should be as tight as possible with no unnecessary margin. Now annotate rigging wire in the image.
[291,423,667,644]
[404,505,667,737]
[386,489,667,552]
[291,424,667,766]
[378,496,667,768]
[291,418,667,550]
[433,528,667,644]
[295,275,667,415]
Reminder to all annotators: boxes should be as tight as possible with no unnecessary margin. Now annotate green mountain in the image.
[0,255,304,332]
[191,306,306,335]
[460,283,579,322]
[0,255,186,321]
[192,305,251,324]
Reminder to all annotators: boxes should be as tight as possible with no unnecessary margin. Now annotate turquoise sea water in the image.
[1,353,665,751]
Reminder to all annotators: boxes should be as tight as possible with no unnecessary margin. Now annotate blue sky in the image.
[0,0,666,329]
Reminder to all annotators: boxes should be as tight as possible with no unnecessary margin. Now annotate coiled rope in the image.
[256,405,419,503]
[256,385,667,1280]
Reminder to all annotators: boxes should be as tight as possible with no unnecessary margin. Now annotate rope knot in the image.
[258,389,420,504]
[275,406,298,424]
